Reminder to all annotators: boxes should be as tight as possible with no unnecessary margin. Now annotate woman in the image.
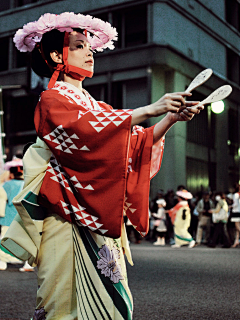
[208,192,231,248]
[230,183,240,247]
[168,189,195,248]
[1,12,202,319]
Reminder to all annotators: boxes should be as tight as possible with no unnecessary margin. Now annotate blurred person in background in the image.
[165,189,175,244]
[0,159,34,271]
[189,191,202,240]
[208,192,231,248]
[168,189,195,249]
[226,190,235,245]
[152,198,167,246]
[229,183,240,248]
[195,191,214,246]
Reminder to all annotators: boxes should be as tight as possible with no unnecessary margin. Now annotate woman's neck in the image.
[63,74,83,91]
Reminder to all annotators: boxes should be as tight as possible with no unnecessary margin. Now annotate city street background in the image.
[0,240,239,320]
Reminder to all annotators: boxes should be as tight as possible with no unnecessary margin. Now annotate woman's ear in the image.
[50,50,63,64]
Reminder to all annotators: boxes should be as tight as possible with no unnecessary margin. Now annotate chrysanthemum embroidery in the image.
[33,306,47,320]
[97,244,124,283]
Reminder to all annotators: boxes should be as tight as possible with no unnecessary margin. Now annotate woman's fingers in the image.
[180,109,195,120]
[167,93,189,105]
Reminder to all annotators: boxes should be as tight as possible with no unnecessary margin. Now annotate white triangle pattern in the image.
[43,125,91,154]
[89,110,132,133]
[70,176,94,191]
[60,201,108,234]
[46,156,73,193]
[124,197,137,215]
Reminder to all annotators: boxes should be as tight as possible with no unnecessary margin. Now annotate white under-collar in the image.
[179,201,188,206]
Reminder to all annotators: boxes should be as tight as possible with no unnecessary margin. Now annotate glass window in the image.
[112,4,147,49]
[227,48,240,85]
[85,84,108,102]
[125,5,147,48]
[12,44,28,68]
[0,37,9,72]
[111,77,149,127]
[225,0,240,32]
[112,11,122,49]
[9,95,37,132]
[0,1,11,11]
[112,81,123,109]
[125,77,148,109]
[228,108,239,156]
[187,91,215,147]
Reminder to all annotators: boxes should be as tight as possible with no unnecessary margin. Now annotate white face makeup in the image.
[68,31,94,73]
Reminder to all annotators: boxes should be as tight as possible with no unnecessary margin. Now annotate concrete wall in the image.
[152,1,235,77]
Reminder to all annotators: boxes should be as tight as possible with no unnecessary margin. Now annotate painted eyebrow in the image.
[75,40,93,50]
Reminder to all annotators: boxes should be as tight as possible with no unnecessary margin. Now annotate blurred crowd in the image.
[0,154,34,271]
[125,184,240,249]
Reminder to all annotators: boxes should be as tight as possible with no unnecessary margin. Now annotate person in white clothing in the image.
[230,183,240,247]
[153,199,167,246]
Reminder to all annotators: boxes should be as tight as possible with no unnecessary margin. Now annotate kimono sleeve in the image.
[125,125,165,237]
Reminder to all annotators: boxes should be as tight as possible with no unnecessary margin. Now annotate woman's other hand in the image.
[148,92,192,117]
[167,101,203,122]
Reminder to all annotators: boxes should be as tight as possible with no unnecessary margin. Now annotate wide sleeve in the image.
[124,125,165,237]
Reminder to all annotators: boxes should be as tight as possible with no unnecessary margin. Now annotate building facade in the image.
[0,0,239,197]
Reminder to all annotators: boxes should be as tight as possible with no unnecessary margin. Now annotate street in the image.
[0,241,239,320]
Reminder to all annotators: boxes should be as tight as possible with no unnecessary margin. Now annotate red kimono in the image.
[35,82,164,238]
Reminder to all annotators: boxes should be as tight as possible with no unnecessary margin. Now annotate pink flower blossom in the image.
[97,244,124,284]
[14,12,118,52]
[33,306,47,320]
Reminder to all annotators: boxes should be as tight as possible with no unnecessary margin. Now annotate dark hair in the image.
[217,192,226,200]
[31,29,65,78]
[31,28,85,78]
[9,166,23,179]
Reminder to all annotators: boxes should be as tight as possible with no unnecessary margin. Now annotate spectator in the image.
[165,189,175,244]
[189,191,202,240]
[0,161,25,270]
[195,191,214,246]
[152,199,167,246]
[230,183,240,248]
[208,192,231,248]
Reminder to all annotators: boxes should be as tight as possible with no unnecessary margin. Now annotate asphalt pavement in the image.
[0,241,239,320]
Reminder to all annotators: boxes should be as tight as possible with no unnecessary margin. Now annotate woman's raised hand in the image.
[148,92,193,117]
[131,92,203,127]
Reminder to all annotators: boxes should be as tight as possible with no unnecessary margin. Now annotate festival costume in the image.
[2,81,164,319]
[169,191,194,248]
[1,11,166,319]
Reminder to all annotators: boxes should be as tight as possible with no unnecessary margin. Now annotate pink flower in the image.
[36,13,58,33]
[33,307,47,320]
[14,12,118,52]
[97,244,124,284]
